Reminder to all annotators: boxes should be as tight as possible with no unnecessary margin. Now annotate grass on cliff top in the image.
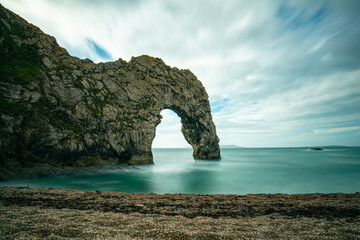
[0,17,42,87]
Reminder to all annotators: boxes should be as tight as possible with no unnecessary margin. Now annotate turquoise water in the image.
[1,147,360,194]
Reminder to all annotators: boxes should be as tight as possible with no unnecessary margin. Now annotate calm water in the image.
[1,147,360,194]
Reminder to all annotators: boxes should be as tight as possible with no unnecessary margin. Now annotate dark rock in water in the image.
[310,147,323,151]
[0,4,220,180]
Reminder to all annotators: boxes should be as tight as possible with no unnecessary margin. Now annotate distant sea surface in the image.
[2,147,360,194]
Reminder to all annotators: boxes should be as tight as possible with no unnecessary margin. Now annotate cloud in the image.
[212,69,360,146]
[314,126,360,135]
[2,0,360,147]
[276,2,327,29]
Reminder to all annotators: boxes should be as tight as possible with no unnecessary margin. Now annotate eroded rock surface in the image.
[0,4,220,180]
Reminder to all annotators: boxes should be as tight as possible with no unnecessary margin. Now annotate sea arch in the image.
[123,56,221,164]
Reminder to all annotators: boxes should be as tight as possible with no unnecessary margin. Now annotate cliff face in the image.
[0,4,220,180]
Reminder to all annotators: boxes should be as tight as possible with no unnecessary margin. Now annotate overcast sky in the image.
[3,0,360,147]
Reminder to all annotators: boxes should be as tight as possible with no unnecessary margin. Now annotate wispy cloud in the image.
[314,126,360,134]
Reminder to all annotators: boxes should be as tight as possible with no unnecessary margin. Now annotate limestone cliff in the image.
[0,4,220,180]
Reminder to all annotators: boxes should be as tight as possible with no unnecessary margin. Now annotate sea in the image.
[1,147,360,194]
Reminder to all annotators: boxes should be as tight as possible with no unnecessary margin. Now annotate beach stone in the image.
[0,4,220,180]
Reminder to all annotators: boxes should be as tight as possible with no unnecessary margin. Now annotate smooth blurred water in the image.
[1,147,360,194]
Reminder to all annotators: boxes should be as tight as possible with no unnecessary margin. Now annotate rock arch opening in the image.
[152,109,190,149]
[149,102,221,161]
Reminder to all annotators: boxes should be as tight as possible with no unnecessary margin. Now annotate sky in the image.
[2,0,360,147]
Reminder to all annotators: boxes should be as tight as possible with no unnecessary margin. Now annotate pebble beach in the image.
[0,187,359,239]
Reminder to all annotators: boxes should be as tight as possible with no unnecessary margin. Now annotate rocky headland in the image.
[0,4,220,180]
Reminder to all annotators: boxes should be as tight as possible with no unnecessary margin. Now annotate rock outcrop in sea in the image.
[0,4,220,180]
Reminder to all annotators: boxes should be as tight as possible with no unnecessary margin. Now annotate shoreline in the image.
[1,187,359,239]
[0,162,136,182]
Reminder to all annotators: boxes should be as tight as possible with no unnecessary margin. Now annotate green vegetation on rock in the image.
[86,102,101,116]
[136,101,155,110]
[50,112,84,133]
[0,19,42,87]
[0,93,24,115]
